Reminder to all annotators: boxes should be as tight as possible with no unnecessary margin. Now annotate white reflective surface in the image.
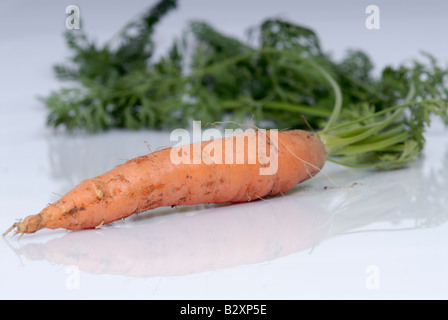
[1,0,448,300]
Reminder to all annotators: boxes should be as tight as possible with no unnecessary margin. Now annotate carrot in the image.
[3,129,327,236]
[5,47,445,237]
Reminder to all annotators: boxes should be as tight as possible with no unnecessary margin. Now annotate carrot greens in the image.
[42,0,448,170]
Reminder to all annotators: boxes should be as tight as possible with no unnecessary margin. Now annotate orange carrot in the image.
[3,129,326,236]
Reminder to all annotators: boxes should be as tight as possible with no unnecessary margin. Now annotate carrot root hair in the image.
[281,140,351,193]
[2,221,24,238]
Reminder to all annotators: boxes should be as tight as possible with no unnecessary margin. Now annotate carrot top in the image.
[42,0,448,169]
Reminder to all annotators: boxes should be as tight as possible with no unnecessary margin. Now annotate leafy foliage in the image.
[42,0,448,169]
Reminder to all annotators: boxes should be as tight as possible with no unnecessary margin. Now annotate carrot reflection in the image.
[10,195,331,277]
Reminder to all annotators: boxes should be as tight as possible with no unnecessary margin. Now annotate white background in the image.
[1,0,447,300]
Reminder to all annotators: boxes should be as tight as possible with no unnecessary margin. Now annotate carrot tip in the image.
[2,222,20,237]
